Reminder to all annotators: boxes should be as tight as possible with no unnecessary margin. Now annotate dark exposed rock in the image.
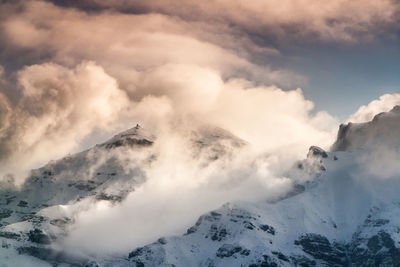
[210,211,222,217]
[17,200,28,207]
[0,231,20,240]
[363,217,390,227]
[50,217,72,228]
[17,246,89,265]
[95,193,123,202]
[2,240,10,248]
[85,261,100,267]
[72,182,97,191]
[293,231,400,266]
[134,261,145,267]
[307,146,328,158]
[43,171,53,176]
[21,214,35,221]
[128,245,164,266]
[18,247,54,261]
[294,233,348,266]
[157,237,167,245]
[185,226,197,235]
[128,247,149,259]
[0,209,12,219]
[349,230,400,266]
[297,162,304,169]
[332,123,352,151]
[29,215,46,224]
[28,229,51,244]
[290,255,316,266]
[209,224,228,241]
[200,212,222,224]
[185,212,222,236]
[104,138,153,149]
[243,220,255,230]
[6,196,16,204]
[259,224,275,235]
[215,244,242,258]
[272,251,289,262]
[250,255,279,267]
[241,249,251,256]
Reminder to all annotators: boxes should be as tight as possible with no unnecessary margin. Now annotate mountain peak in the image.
[332,105,400,151]
[100,124,155,149]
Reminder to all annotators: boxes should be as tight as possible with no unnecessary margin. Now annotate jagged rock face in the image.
[126,202,400,267]
[294,233,347,266]
[294,230,400,267]
[349,230,400,267]
[332,105,400,151]
[307,146,328,159]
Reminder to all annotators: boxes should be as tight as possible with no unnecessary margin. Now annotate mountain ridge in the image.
[1,107,400,266]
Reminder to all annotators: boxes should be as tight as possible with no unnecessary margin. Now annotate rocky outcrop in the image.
[307,146,328,158]
[332,105,400,151]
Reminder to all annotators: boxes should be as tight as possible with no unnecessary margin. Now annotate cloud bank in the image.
[347,93,400,123]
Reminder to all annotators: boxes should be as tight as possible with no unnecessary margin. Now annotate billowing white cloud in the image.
[347,93,400,123]
[1,62,130,182]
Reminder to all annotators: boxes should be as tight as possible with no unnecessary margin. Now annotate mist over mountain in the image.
[0,106,400,266]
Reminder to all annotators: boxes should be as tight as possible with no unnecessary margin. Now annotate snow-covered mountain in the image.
[0,124,247,266]
[126,149,400,266]
[2,107,400,266]
[126,107,400,267]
